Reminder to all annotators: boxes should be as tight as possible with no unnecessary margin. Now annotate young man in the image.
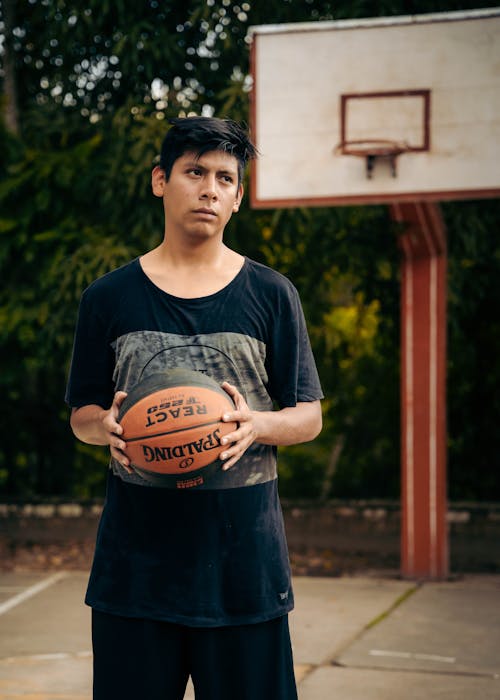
[66,116,323,700]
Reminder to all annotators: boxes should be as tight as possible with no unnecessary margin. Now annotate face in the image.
[152,150,244,241]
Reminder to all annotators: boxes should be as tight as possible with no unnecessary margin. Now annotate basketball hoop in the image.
[335,139,411,179]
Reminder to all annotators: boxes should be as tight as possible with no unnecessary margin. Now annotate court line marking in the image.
[0,650,92,665]
[0,572,68,617]
[370,649,456,664]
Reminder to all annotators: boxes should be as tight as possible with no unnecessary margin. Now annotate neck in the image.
[140,243,245,299]
[155,235,227,268]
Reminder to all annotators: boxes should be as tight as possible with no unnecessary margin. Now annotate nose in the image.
[200,174,218,201]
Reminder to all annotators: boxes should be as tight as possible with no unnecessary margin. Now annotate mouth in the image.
[193,208,217,217]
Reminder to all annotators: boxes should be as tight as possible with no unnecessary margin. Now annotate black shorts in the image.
[92,609,298,700]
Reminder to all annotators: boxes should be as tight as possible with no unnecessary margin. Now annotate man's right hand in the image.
[105,391,131,471]
[70,391,131,472]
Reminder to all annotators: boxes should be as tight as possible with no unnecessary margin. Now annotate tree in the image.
[1,0,19,134]
[0,0,498,499]
[444,200,500,500]
[229,204,401,499]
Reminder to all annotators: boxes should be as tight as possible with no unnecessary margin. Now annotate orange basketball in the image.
[118,369,236,488]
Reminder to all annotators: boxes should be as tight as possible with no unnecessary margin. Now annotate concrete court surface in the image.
[0,571,499,699]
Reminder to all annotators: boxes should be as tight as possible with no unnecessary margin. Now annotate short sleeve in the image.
[265,282,323,408]
[65,287,116,409]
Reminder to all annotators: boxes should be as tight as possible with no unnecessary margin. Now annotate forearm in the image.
[70,405,109,445]
[251,401,322,446]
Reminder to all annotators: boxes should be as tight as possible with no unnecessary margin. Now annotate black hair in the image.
[159,116,257,185]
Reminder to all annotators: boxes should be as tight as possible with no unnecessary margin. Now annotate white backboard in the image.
[249,9,500,207]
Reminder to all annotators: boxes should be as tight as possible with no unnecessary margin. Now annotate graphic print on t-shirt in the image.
[111,330,276,490]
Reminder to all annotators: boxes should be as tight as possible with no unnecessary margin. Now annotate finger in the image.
[221,381,237,394]
[107,392,128,434]
[110,433,127,452]
[114,391,128,405]
[110,445,132,472]
[221,381,245,407]
[220,430,252,455]
[104,414,123,436]
[111,391,128,422]
[221,450,244,471]
[220,424,249,447]
[221,410,245,426]
[220,414,255,443]
[220,434,254,470]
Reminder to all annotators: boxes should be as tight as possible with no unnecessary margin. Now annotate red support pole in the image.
[390,202,449,580]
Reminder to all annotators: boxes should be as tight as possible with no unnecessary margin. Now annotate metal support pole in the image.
[390,202,449,580]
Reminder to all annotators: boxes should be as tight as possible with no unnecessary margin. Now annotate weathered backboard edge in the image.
[249,9,500,209]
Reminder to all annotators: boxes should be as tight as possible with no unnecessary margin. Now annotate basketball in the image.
[118,369,237,488]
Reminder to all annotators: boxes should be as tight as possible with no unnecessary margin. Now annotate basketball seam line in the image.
[124,419,231,444]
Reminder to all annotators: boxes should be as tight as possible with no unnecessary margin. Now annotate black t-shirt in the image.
[66,256,323,626]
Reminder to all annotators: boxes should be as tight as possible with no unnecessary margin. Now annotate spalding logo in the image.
[141,428,222,463]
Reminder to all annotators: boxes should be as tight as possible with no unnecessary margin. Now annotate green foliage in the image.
[0,0,498,500]
[444,200,500,500]
[227,200,401,499]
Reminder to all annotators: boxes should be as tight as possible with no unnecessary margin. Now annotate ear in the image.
[233,183,244,212]
[152,165,166,198]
